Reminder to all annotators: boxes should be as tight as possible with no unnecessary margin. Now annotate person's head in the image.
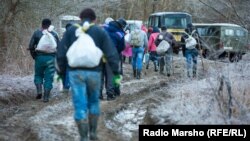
[79,8,96,22]
[116,18,127,29]
[161,26,167,32]
[148,27,153,33]
[105,17,114,24]
[152,26,160,33]
[65,23,73,30]
[134,22,141,30]
[42,18,51,29]
[187,23,194,30]
[185,23,193,34]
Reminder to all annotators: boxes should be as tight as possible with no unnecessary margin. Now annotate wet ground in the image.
[0,54,249,141]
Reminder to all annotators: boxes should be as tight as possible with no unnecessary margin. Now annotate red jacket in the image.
[148,32,159,52]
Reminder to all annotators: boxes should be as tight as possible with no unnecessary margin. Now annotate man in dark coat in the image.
[56,8,120,140]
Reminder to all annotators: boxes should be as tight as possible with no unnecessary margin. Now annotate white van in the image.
[126,20,143,31]
[59,15,81,36]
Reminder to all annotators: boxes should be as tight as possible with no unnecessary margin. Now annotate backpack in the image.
[130,29,143,47]
[185,31,197,49]
[66,22,103,68]
[36,30,57,53]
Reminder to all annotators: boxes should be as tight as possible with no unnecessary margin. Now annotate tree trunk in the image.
[0,26,8,69]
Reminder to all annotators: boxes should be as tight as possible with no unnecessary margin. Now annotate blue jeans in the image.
[69,70,101,121]
[185,48,198,74]
[132,47,144,71]
[159,50,172,74]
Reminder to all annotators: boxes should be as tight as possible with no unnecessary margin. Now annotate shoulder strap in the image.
[191,30,196,36]
[74,23,95,33]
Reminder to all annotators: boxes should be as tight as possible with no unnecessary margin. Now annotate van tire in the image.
[229,53,242,62]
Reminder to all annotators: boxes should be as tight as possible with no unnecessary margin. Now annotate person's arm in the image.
[143,31,148,50]
[52,31,60,46]
[116,31,126,53]
[28,30,38,59]
[56,28,73,75]
[100,30,120,75]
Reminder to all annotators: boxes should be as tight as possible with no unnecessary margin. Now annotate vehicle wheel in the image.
[202,49,209,58]
[229,53,241,62]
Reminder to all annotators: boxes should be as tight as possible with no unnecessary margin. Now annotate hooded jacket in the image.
[103,21,126,53]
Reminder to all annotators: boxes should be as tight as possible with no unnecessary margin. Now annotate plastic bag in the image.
[156,40,170,55]
[185,36,197,49]
[36,30,57,53]
[66,24,103,68]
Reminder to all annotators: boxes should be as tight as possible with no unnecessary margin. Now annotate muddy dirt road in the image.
[0,55,249,141]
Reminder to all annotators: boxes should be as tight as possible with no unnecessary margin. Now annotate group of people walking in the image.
[28,7,200,141]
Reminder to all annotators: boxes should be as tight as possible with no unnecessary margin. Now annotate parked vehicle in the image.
[148,12,192,54]
[59,15,81,37]
[194,23,249,62]
[126,20,143,31]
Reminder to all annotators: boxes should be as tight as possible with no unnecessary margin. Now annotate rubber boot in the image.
[114,86,120,97]
[187,70,191,78]
[89,115,99,140]
[99,89,104,100]
[43,89,50,102]
[136,70,141,79]
[193,70,197,78]
[193,65,197,78]
[128,57,132,64]
[133,69,137,78]
[106,91,116,101]
[76,119,89,141]
[35,84,42,99]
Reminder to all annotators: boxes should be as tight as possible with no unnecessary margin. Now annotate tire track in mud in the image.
[99,71,182,141]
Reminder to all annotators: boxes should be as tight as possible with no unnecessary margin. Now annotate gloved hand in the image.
[54,73,63,83]
[112,74,122,87]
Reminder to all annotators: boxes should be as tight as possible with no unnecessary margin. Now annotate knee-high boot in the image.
[89,115,99,140]
[43,89,51,102]
[133,69,137,78]
[35,84,42,99]
[136,70,141,79]
[76,119,89,141]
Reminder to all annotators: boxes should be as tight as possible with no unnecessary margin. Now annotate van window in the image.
[196,27,219,36]
[163,17,187,28]
[236,30,245,37]
[153,16,160,27]
[224,29,234,36]
[196,27,207,36]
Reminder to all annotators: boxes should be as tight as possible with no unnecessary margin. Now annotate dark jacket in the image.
[155,31,176,53]
[103,21,126,54]
[56,21,120,75]
[29,29,59,58]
